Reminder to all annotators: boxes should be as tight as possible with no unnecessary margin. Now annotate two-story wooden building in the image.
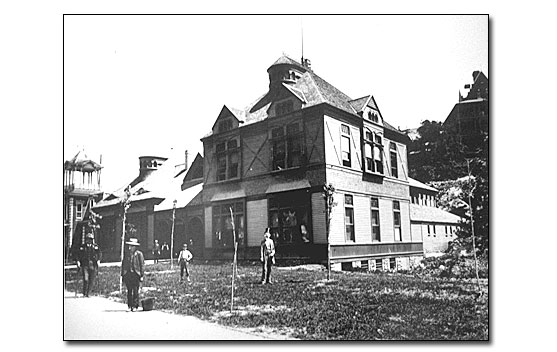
[201,55,423,270]
[63,150,103,262]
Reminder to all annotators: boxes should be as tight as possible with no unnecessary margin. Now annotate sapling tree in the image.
[323,184,337,281]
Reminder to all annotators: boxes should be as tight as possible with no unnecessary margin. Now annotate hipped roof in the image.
[205,55,406,140]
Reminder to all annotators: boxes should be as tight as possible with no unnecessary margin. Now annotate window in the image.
[213,202,245,248]
[390,142,398,178]
[371,197,380,242]
[75,202,83,220]
[218,119,233,133]
[215,138,239,181]
[344,194,355,242]
[268,191,310,245]
[366,110,379,123]
[341,124,351,167]
[271,122,304,171]
[393,200,401,241]
[363,129,384,174]
[276,100,294,116]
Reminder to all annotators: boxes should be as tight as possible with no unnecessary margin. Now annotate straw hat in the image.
[125,238,141,246]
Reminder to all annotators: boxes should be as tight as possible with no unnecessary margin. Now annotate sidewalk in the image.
[64,290,275,340]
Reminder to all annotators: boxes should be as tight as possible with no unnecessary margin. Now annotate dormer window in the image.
[218,119,233,133]
[367,110,379,123]
[276,100,293,116]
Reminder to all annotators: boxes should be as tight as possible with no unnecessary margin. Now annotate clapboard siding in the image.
[354,194,371,243]
[247,199,268,246]
[204,206,212,248]
[312,192,327,244]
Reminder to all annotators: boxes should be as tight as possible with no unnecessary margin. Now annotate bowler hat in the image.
[125,238,141,246]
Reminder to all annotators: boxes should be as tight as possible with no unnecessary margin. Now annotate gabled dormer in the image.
[350,95,383,126]
[211,105,243,135]
[267,84,307,118]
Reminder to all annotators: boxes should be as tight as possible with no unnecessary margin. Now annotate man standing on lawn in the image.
[121,238,144,311]
[260,228,275,284]
[178,243,193,282]
[152,239,161,264]
[77,232,101,297]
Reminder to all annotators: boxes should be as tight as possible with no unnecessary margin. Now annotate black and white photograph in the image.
[61,14,490,341]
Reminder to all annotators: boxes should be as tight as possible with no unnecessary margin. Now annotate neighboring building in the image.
[201,55,422,270]
[408,178,462,254]
[93,151,204,262]
[443,71,489,150]
[64,150,103,261]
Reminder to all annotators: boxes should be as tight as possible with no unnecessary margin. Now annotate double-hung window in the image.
[344,194,355,242]
[390,142,398,178]
[216,138,240,181]
[271,122,303,171]
[371,197,380,242]
[75,202,83,221]
[393,200,402,241]
[363,129,384,174]
[341,124,351,167]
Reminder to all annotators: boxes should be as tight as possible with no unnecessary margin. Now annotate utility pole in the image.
[120,186,131,293]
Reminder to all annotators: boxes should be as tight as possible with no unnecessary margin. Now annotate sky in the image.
[64,14,488,193]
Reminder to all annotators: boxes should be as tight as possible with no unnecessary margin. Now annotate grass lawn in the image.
[65,261,488,340]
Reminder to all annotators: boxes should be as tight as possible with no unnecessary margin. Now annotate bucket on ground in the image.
[141,297,155,311]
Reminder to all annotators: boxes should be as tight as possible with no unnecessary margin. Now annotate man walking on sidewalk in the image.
[77,233,101,297]
[121,238,144,311]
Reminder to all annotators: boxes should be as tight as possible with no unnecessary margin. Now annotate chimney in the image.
[138,156,167,182]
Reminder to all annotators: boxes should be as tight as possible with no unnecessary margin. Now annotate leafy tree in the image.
[408,121,489,257]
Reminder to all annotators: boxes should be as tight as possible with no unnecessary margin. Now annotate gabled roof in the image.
[408,177,438,192]
[349,95,370,112]
[211,105,243,130]
[94,152,200,210]
[282,83,307,104]
[410,204,463,224]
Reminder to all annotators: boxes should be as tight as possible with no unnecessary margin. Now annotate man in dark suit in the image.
[121,238,145,311]
[77,233,101,297]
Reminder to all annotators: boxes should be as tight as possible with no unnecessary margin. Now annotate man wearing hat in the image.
[121,238,145,311]
[260,228,276,284]
[77,232,102,297]
[178,243,193,282]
